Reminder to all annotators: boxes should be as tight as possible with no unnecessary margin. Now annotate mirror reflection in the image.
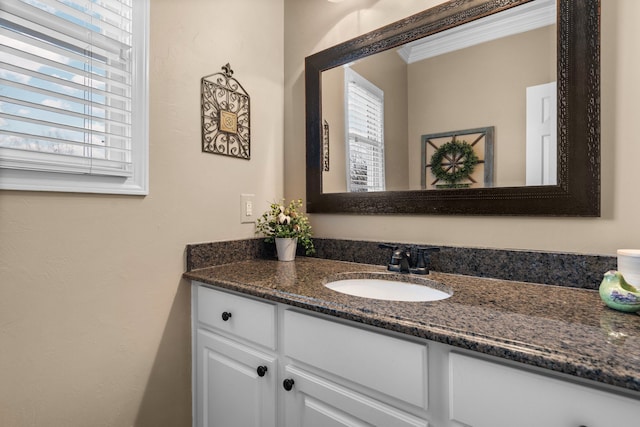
[321,0,557,194]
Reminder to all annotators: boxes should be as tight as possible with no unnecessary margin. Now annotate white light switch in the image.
[240,194,255,224]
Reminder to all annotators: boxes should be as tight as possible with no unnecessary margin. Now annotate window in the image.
[0,0,149,194]
[344,67,385,192]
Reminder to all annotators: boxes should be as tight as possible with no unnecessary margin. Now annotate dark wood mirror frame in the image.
[305,0,600,216]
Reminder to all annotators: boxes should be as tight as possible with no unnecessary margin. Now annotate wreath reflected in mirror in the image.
[430,140,479,188]
[421,127,494,189]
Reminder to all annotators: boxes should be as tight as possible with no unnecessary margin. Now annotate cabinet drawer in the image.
[282,365,428,427]
[196,284,276,349]
[449,352,640,427]
[283,310,428,409]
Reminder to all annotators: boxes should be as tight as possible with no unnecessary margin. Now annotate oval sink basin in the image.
[325,278,451,302]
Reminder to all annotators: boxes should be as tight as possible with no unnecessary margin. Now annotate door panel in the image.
[196,330,276,427]
[283,365,428,427]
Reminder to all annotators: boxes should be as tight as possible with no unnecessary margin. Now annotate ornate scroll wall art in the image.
[201,63,250,159]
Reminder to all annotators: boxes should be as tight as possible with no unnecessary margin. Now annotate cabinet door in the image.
[195,329,276,427]
[449,352,640,427]
[282,365,429,427]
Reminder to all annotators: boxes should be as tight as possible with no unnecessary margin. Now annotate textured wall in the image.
[284,0,640,256]
[0,0,284,426]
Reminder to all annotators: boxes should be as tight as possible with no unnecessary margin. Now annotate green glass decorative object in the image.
[599,270,640,313]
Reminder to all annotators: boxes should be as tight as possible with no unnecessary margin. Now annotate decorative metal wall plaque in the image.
[201,63,250,159]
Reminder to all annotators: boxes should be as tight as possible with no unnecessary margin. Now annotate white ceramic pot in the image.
[275,237,298,262]
[617,249,640,286]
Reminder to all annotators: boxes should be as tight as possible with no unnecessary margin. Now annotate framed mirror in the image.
[305,0,600,216]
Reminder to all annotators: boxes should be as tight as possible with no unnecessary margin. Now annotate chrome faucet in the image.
[379,244,440,275]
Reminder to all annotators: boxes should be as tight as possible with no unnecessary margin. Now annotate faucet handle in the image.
[378,243,399,251]
[379,243,408,272]
[378,243,405,261]
[416,246,440,264]
[411,246,440,275]
[379,244,437,274]
[416,246,440,253]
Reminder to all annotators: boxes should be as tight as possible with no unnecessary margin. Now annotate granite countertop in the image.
[184,257,640,394]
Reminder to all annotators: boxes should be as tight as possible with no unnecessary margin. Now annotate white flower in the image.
[277,212,291,225]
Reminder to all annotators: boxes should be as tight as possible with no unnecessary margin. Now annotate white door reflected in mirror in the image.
[526,81,557,186]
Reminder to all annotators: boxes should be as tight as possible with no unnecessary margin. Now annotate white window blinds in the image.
[1,0,146,189]
[344,67,385,192]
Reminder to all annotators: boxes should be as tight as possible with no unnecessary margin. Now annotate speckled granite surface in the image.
[312,239,616,289]
[184,257,640,394]
[186,239,274,270]
[186,238,616,289]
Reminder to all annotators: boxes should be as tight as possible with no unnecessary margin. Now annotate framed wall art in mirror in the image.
[305,0,600,216]
[421,127,494,190]
[201,63,251,160]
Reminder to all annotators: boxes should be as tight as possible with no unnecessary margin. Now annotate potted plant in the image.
[256,199,315,261]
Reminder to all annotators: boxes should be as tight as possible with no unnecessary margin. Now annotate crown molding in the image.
[397,0,556,63]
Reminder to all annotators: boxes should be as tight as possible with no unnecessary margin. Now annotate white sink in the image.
[325,278,452,302]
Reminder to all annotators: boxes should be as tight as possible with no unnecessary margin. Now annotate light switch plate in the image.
[240,194,255,224]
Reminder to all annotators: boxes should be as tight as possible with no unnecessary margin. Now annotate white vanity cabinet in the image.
[281,309,429,427]
[449,353,640,427]
[195,330,276,427]
[281,365,428,427]
[193,284,278,427]
[192,282,639,427]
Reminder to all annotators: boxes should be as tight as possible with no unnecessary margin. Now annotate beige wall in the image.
[284,0,640,256]
[1,1,638,425]
[0,0,284,426]
[408,25,556,189]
